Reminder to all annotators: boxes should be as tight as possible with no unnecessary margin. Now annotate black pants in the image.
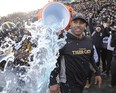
[60,83,83,93]
[101,48,107,72]
[106,50,113,76]
[111,57,116,86]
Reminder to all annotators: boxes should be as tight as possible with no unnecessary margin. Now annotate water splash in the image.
[0,20,67,93]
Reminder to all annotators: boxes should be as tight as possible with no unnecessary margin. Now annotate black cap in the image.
[72,13,88,25]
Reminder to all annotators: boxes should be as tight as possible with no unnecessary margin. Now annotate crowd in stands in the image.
[68,0,116,27]
[0,0,115,30]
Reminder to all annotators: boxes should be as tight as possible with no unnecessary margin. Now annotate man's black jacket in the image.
[50,32,100,89]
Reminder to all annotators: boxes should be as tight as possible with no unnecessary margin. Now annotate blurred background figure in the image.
[0,21,18,71]
[110,21,116,87]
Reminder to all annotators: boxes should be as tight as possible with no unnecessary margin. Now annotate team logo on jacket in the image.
[72,48,91,55]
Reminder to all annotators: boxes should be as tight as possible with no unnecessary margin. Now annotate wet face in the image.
[71,19,87,36]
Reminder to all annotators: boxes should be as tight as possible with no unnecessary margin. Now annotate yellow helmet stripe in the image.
[6,23,11,29]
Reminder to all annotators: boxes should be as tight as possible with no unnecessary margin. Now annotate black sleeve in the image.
[111,32,116,47]
[49,48,64,86]
[49,56,61,85]
[90,49,101,76]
